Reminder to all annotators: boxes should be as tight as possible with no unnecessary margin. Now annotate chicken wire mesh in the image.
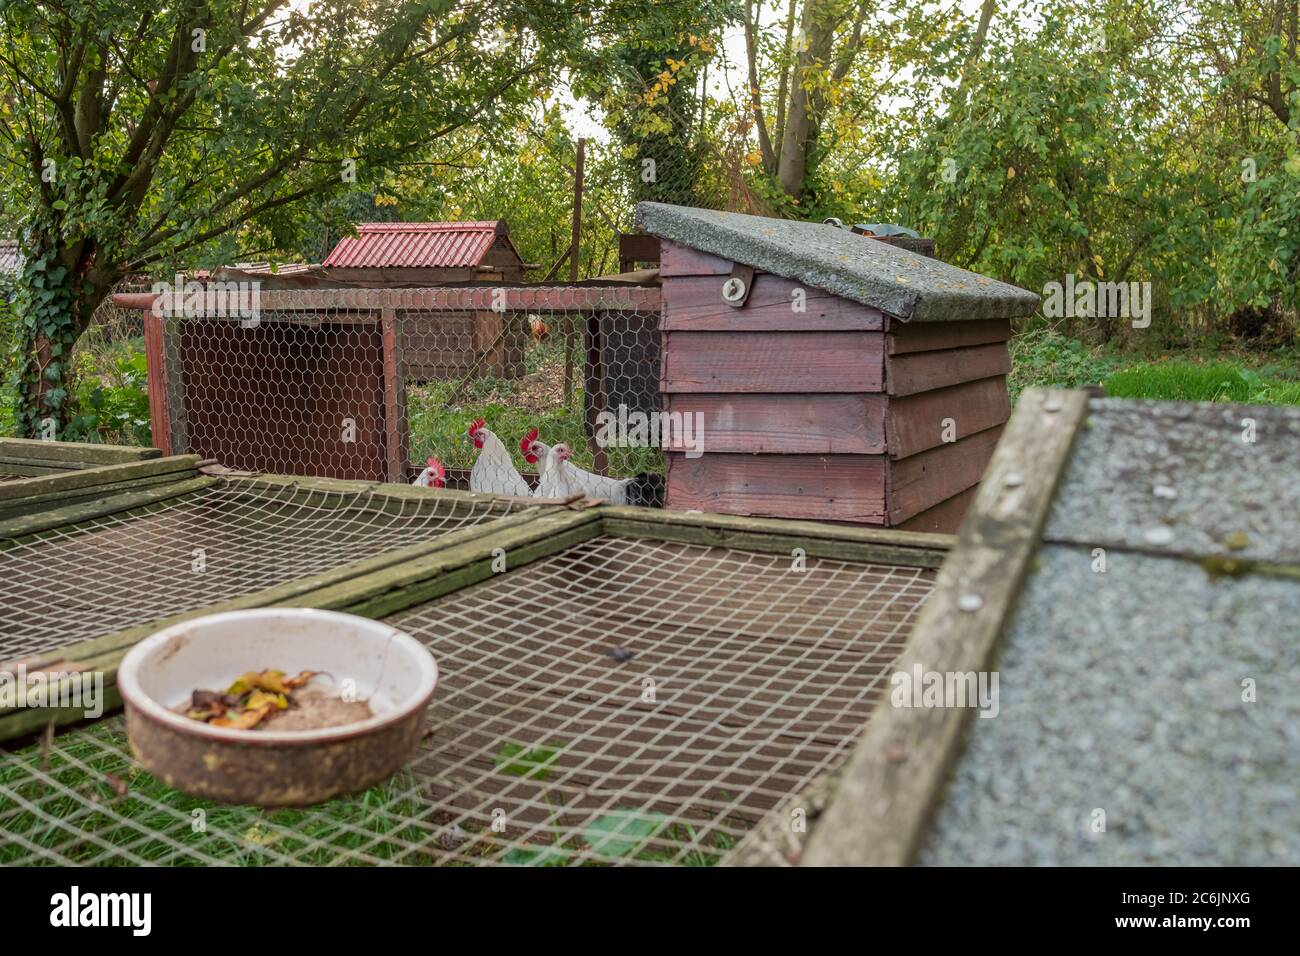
[0,477,514,662]
[150,286,664,503]
[0,533,936,866]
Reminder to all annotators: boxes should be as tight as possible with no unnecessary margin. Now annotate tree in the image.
[0,0,576,437]
[742,0,878,208]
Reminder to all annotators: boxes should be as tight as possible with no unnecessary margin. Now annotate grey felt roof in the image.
[636,202,1040,322]
[918,397,1300,865]
[1045,398,1300,564]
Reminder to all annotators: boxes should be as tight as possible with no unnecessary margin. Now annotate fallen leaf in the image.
[212,702,275,730]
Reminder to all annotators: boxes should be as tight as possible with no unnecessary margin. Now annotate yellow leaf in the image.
[1006,167,1016,179]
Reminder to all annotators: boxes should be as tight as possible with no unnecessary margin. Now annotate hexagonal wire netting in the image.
[0,534,936,866]
[151,286,665,504]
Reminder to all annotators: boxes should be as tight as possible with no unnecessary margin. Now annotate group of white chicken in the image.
[413,419,663,507]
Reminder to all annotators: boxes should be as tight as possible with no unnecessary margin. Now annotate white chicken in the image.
[532,442,586,500]
[467,418,531,497]
[411,457,446,489]
[521,427,664,507]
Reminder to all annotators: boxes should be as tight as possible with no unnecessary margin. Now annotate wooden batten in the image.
[143,311,174,456]
[801,389,1089,866]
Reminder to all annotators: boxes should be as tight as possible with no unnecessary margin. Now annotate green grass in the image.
[0,723,732,866]
[406,338,663,477]
[1103,361,1300,405]
[0,723,441,866]
[1009,323,1300,407]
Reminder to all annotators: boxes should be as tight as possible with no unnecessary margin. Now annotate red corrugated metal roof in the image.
[322,221,509,269]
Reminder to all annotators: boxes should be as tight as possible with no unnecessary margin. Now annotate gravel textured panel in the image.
[1046,398,1300,564]
[918,544,1299,866]
[636,202,1040,322]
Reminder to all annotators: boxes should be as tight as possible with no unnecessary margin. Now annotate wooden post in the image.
[586,313,608,475]
[563,137,585,405]
[142,308,173,457]
[380,308,407,483]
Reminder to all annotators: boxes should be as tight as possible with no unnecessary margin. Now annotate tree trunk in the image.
[12,228,112,439]
[777,0,836,203]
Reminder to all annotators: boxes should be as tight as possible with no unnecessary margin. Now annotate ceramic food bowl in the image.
[116,608,438,806]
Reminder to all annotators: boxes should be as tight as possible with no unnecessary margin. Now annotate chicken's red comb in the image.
[426,457,446,478]
[519,427,538,455]
[468,417,485,435]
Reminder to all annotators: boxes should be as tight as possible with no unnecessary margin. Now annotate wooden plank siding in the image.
[885,377,1010,460]
[663,394,886,455]
[662,274,883,332]
[658,241,732,277]
[666,454,887,523]
[651,240,1015,533]
[661,331,884,393]
[886,425,1005,525]
[887,317,1010,354]
[886,341,1011,396]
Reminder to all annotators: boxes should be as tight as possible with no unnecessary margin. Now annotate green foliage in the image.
[0,0,590,430]
[65,349,152,446]
[583,809,670,858]
[1008,324,1120,401]
[494,740,563,780]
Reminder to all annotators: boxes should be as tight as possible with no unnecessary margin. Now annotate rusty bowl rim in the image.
[117,608,438,747]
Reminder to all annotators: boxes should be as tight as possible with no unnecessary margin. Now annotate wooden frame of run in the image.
[0,460,950,745]
[788,388,1091,866]
[0,438,165,516]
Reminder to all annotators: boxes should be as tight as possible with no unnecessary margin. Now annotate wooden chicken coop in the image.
[638,202,1040,533]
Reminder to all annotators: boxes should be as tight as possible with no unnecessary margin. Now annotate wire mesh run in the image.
[154,286,663,498]
[0,479,512,661]
[0,535,934,866]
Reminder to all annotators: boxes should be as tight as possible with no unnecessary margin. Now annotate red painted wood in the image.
[662,274,884,332]
[886,341,1011,396]
[658,239,733,277]
[887,318,1011,354]
[662,331,884,393]
[663,393,885,454]
[143,311,173,456]
[886,425,1004,524]
[178,316,389,480]
[886,376,1010,459]
[666,453,886,523]
[896,483,979,534]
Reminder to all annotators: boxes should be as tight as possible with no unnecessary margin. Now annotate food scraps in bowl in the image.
[180,669,373,731]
